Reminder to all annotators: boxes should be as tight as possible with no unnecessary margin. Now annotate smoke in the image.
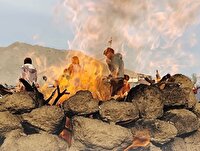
[54,0,200,76]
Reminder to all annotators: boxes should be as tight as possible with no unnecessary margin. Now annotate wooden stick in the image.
[52,86,70,106]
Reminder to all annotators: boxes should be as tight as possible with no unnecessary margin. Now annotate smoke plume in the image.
[54,0,200,76]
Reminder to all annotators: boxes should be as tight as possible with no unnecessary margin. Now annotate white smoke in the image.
[54,0,200,76]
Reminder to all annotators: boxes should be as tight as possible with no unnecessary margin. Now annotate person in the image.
[17,57,38,91]
[103,47,124,96]
[156,70,161,83]
[61,56,82,88]
[120,74,131,96]
[67,56,82,76]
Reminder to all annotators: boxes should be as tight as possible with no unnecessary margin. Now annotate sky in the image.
[0,0,200,78]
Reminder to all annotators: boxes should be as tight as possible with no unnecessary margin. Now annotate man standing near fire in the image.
[103,47,125,97]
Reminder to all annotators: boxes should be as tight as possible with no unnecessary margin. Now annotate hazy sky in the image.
[0,0,72,49]
[0,0,200,78]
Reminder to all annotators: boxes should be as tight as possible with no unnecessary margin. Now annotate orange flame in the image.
[124,129,150,151]
[39,51,111,104]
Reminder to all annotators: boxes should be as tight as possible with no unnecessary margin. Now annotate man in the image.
[103,47,124,96]
[156,70,161,83]
[17,57,38,91]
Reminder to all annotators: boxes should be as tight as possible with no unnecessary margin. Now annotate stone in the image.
[132,119,177,145]
[184,129,200,151]
[63,90,99,115]
[99,100,139,123]
[0,92,37,114]
[149,143,162,151]
[126,84,164,119]
[72,116,133,151]
[168,74,194,90]
[0,112,22,136]
[193,103,200,118]
[162,83,188,106]
[162,137,186,151]
[0,130,69,151]
[22,106,65,134]
[185,89,197,108]
[162,109,199,135]
[162,130,200,151]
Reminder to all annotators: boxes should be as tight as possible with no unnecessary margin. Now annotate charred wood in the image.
[19,78,34,91]
[0,84,13,96]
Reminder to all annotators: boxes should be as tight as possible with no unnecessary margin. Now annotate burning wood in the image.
[124,129,150,151]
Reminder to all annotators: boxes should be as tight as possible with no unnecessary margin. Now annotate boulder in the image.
[162,137,186,151]
[99,100,139,123]
[0,111,22,136]
[162,83,189,106]
[72,116,133,151]
[184,129,200,151]
[168,74,194,90]
[162,109,199,135]
[0,130,69,151]
[63,90,99,115]
[126,84,164,119]
[131,119,177,145]
[22,106,65,134]
[149,143,162,151]
[0,92,37,114]
[162,130,200,151]
[193,103,200,118]
[185,89,197,108]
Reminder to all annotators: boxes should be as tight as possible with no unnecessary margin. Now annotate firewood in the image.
[52,86,70,106]
[19,78,34,91]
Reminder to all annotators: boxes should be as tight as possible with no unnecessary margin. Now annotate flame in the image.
[38,51,111,104]
[124,129,151,151]
[59,117,72,146]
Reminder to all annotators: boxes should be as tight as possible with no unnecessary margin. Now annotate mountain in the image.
[0,42,138,85]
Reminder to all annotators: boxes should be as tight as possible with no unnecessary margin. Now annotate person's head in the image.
[24,57,32,64]
[124,74,130,82]
[103,47,115,59]
[71,56,79,64]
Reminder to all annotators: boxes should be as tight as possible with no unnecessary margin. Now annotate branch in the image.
[45,88,57,105]
[52,86,70,106]
[19,78,33,91]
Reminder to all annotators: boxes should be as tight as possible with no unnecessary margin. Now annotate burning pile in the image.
[0,73,200,151]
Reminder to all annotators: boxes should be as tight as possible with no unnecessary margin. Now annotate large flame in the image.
[38,51,111,104]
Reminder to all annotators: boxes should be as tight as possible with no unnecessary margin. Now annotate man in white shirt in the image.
[17,57,38,91]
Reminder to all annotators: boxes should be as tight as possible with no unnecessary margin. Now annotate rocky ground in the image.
[0,74,200,151]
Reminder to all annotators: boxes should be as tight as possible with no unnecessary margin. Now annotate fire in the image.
[39,51,110,104]
[124,129,150,151]
[59,117,72,146]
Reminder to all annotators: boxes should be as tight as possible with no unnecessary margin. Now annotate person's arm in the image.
[67,64,73,75]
